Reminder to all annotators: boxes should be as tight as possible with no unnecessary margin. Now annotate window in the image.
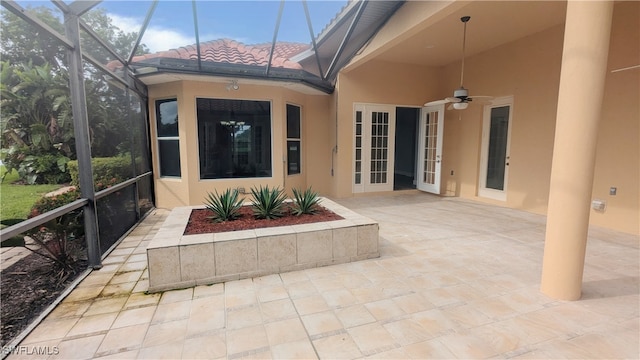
[197,98,272,179]
[155,98,181,177]
[286,104,301,175]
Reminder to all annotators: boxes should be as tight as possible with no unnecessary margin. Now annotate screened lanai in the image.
[0,0,403,349]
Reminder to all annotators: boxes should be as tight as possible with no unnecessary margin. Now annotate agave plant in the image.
[291,187,321,216]
[250,185,287,219]
[204,188,243,222]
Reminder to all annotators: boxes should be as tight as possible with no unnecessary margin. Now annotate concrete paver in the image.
[9,192,640,359]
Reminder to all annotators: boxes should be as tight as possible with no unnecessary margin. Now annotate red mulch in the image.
[184,205,343,235]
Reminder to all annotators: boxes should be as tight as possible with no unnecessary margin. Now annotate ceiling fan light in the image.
[453,102,469,110]
[454,87,468,98]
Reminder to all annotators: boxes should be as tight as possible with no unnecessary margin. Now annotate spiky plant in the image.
[291,187,321,216]
[204,188,243,222]
[250,185,287,219]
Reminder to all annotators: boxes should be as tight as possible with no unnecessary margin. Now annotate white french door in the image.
[479,96,513,201]
[353,104,396,193]
[417,105,444,194]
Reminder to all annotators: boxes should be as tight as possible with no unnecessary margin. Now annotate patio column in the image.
[540,1,613,300]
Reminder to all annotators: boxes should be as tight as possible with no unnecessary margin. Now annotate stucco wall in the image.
[146,2,637,235]
[590,1,639,234]
[148,80,332,208]
[332,61,441,197]
[148,81,190,208]
[441,3,639,234]
[440,25,564,214]
[333,2,638,234]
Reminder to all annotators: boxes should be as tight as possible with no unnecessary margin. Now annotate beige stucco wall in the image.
[331,61,441,197]
[332,1,638,234]
[590,1,639,234]
[441,2,639,234]
[440,24,564,214]
[147,2,637,235]
[148,80,332,208]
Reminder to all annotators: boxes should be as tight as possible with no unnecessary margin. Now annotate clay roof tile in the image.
[119,38,310,70]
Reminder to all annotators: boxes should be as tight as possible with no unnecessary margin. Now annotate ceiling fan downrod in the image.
[460,16,470,89]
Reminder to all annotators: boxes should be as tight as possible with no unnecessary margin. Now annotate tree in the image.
[0,6,149,184]
[0,60,73,184]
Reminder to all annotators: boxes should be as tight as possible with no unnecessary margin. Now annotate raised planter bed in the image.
[146,198,379,292]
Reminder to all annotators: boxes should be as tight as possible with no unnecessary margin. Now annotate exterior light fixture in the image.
[452,102,469,110]
[226,80,239,91]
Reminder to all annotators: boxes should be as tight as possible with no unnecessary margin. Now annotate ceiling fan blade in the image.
[468,95,494,104]
[424,99,450,106]
[445,97,461,103]
[447,104,454,111]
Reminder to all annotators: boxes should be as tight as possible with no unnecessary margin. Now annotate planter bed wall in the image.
[146,198,379,292]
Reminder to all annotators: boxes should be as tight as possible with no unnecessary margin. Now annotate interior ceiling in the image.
[374,1,567,67]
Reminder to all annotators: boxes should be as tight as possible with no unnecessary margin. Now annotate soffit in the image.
[373,1,567,67]
[295,0,405,79]
[138,73,329,96]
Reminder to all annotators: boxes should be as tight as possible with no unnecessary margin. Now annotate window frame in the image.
[195,97,274,180]
[155,98,181,178]
[286,103,302,176]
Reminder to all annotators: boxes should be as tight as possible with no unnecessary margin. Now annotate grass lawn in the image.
[1,167,63,223]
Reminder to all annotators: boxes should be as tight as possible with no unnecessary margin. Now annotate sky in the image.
[16,0,347,53]
[79,0,347,53]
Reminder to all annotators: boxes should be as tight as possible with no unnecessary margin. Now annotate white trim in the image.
[285,102,303,177]
[417,104,445,194]
[478,96,514,202]
[353,104,365,193]
[352,103,396,193]
[154,97,181,178]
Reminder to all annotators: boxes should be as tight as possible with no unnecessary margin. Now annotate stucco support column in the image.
[540,1,613,300]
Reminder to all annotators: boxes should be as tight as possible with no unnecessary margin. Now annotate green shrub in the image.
[204,188,244,222]
[291,187,321,216]
[34,153,71,184]
[29,188,80,216]
[250,185,287,220]
[0,146,70,184]
[68,156,132,191]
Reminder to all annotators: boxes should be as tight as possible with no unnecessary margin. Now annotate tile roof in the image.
[126,39,310,70]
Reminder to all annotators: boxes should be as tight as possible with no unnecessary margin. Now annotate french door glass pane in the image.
[486,106,510,190]
[370,111,389,184]
[423,111,438,185]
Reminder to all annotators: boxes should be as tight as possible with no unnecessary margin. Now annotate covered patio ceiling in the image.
[345,0,567,70]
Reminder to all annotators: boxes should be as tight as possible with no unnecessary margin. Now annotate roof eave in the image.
[130,58,335,94]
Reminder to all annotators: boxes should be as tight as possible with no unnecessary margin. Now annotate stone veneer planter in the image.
[146,198,379,292]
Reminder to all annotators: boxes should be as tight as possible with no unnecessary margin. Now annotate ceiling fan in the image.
[425,16,493,110]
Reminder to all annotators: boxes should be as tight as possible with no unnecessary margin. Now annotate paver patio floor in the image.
[9,192,639,359]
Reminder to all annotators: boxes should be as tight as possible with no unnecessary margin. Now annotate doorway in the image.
[393,107,419,190]
[417,104,445,194]
[479,96,513,201]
